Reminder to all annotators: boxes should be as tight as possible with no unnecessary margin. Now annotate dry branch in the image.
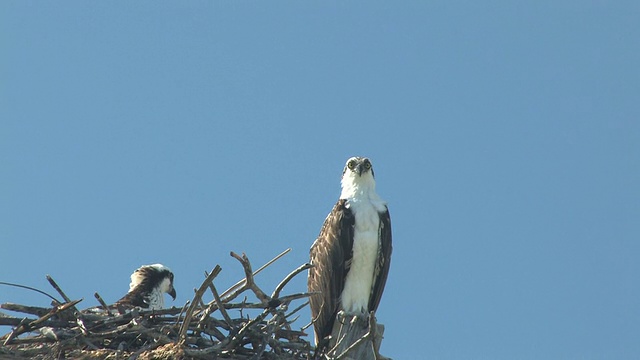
[92,293,112,316]
[0,304,50,318]
[2,299,83,346]
[178,265,222,344]
[220,248,291,302]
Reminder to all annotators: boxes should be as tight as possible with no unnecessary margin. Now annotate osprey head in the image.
[130,264,177,301]
[343,156,374,178]
[340,157,377,199]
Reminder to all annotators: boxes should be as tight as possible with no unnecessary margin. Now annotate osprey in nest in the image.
[115,264,177,310]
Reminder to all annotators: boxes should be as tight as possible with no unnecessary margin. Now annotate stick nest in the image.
[0,251,314,360]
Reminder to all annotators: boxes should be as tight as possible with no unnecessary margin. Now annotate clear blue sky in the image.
[1,2,639,359]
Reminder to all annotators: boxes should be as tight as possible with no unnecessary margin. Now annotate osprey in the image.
[115,264,177,310]
[308,156,392,348]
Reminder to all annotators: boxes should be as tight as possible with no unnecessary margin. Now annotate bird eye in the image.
[347,160,356,169]
[364,161,371,169]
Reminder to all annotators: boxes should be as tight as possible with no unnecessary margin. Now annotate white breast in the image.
[340,197,383,313]
[147,288,165,310]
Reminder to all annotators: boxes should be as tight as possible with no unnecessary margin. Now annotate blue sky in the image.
[1,1,639,359]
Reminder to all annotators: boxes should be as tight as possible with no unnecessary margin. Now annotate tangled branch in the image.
[0,250,313,359]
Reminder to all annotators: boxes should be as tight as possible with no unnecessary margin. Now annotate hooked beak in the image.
[168,286,177,300]
[355,163,365,176]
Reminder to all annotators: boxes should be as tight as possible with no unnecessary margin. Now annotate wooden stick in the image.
[208,276,233,327]
[230,252,271,305]
[45,275,72,303]
[227,308,270,349]
[46,275,81,320]
[178,265,221,345]
[174,300,190,327]
[0,281,61,303]
[194,288,207,308]
[219,248,291,301]
[2,299,82,345]
[93,292,112,315]
[1,318,29,345]
[1,303,52,317]
[286,300,310,320]
[271,263,312,299]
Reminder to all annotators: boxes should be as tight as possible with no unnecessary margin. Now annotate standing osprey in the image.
[115,264,177,310]
[308,156,392,348]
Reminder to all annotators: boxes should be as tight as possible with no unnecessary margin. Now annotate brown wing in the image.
[368,206,392,312]
[308,199,355,347]
[115,287,150,309]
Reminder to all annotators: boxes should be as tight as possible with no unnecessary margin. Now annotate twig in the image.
[45,275,72,304]
[227,309,270,349]
[80,336,99,350]
[174,300,190,327]
[1,318,29,345]
[46,275,81,323]
[194,289,207,308]
[230,252,271,305]
[271,263,313,299]
[178,265,222,345]
[89,319,145,337]
[200,322,226,341]
[93,292,112,315]
[219,248,291,301]
[127,340,165,360]
[286,300,310,320]
[0,317,29,326]
[2,299,82,345]
[1,303,53,317]
[207,275,233,327]
[0,282,61,303]
[276,292,315,305]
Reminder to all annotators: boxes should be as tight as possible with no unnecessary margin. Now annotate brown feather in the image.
[369,208,392,312]
[308,199,355,346]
